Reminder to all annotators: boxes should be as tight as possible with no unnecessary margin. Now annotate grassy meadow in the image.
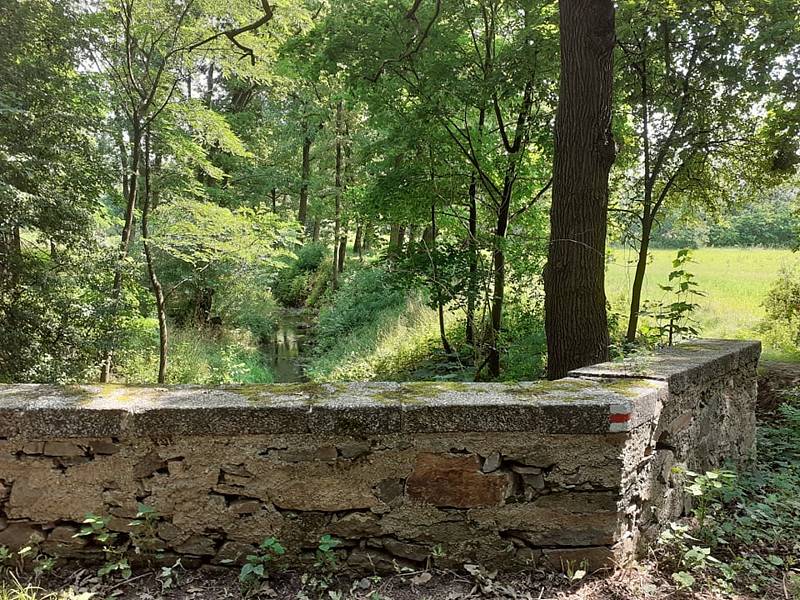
[606,247,800,360]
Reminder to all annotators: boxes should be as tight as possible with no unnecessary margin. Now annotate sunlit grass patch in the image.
[606,247,800,360]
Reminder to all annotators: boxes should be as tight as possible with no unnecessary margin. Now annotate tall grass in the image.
[116,320,274,384]
[307,296,456,381]
[606,247,800,359]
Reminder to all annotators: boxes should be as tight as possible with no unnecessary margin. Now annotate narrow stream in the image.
[263,309,312,383]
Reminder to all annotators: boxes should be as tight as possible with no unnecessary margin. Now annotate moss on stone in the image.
[509,379,596,401]
[371,381,472,405]
[228,382,327,405]
[601,378,660,398]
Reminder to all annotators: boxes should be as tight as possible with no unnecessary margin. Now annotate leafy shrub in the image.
[295,242,327,272]
[272,243,330,308]
[760,266,800,357]
[272,270,311,308]
[500,300,547,381]
[212,271,278,340]
[314,267,406,354]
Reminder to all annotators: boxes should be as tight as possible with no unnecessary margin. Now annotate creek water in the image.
[263,309,312,383]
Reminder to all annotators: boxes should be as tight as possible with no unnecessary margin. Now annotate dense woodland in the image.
[0,0,798,386]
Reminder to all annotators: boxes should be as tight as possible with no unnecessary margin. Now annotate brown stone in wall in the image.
[405,453,511,508]
[0,523,44,549]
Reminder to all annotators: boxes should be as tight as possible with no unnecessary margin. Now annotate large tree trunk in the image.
[544,0,616,379]
[625,210,653,342]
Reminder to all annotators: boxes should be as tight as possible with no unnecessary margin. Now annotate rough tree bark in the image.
[544,0,616,379]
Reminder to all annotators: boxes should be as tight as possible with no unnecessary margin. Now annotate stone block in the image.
[406,453,511,508]
[0,523,44,549]
[175,535,217,556]
[330,513,382,539]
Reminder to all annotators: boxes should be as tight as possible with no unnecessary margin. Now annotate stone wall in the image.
[0,340,759,572]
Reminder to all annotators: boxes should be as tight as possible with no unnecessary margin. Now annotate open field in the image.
[606,247,800,359]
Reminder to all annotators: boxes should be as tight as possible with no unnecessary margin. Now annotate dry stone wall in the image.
[0,340,759,573]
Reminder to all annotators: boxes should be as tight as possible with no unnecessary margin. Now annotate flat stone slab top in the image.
[0,339,759,439]
[570,339,761,393]
[0,378,667,438]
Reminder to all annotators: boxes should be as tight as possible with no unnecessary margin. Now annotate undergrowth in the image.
[655,386,800,597]
[116,322,274,384]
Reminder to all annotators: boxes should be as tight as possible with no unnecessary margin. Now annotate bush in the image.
[213,271,278,340]
[760,267,800,357]
[272,242,330,307]
[273,270,311,308]
[314,267,406,353]
[295,242,327,272]
[500,301,547,381]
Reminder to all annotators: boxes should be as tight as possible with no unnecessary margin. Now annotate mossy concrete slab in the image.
[570,339,761,394]
[0,377,666,438]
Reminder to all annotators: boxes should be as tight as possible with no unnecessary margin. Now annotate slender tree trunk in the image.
[312,216,320,242]
[487,174,515,378]
[626,209,653,342]
[298,128,311,230]
[389,223,401,257]
[353,225,363,258]
[466,171,479,347]
[331,100,344,290]
[141,128,168,383]
[466,106,486,347]
[544,0,616,379]
[363,221,373,252]
[337,230,347,273]
[430,203,452,355]
[406,224,417,255]
[101,115,143,382]
[270,187,277,213]
[205,62,214,107]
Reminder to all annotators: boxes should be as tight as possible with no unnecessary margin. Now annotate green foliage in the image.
[74,514,131,579]
[314,267,406,354]
[761,266,800,357]
[272,242,330,308]
[656,387,800,596]
[239,537,285,586]
[295,242,328,273]
[499,300,547,381]
[300,535,343,598]
[116,323,273,384]
[640,249,705,346]
[128,503,160,556]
